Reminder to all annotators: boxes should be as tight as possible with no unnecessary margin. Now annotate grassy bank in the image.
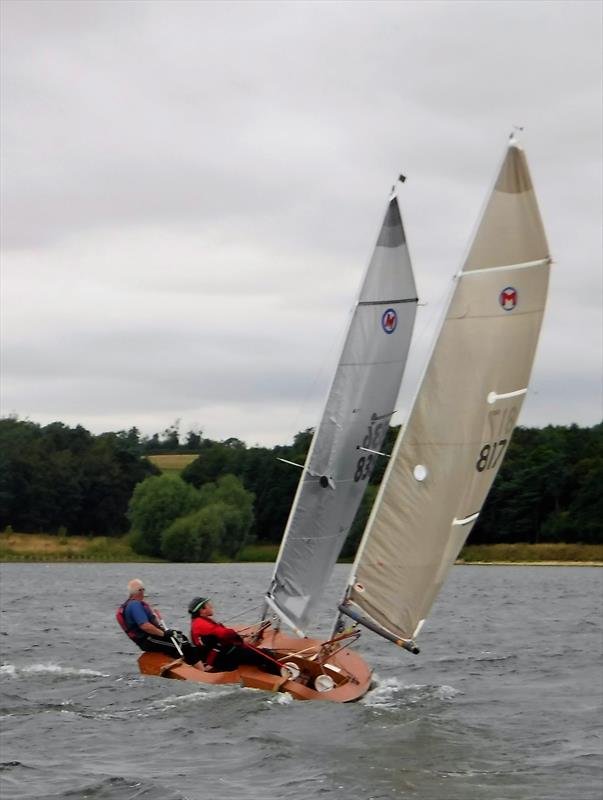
[1,533,601,564]
[0,532,162,562]
[460,542,603,564]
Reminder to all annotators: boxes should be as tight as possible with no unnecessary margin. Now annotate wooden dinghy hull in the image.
[137,628,372,702]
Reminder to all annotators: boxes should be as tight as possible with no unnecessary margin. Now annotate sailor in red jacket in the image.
[188,596,282,675]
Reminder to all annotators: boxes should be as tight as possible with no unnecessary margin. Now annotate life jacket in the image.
[116,598,155,640]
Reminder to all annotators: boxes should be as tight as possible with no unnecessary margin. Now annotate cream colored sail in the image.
[338,140,551,647]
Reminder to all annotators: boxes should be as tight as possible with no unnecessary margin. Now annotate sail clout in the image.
[265,194,418,634]
[341,140,551,644]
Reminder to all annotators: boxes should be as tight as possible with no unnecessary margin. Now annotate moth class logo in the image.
[499,286,518,311]
[381,308,398,334]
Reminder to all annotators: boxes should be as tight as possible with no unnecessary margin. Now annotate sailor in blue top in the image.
[117,579,204,666]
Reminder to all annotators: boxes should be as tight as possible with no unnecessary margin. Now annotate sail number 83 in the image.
[354,414,383,482]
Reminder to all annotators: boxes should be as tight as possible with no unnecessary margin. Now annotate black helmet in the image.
[188,596,209,616]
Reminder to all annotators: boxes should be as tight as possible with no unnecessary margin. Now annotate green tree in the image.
[160,506,224,562]
[0,418,155,535]
[127,474,201,556]
[197,475,254,557]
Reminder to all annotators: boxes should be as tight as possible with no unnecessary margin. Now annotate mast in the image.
[263,186,418,635]
[334,137,551,647]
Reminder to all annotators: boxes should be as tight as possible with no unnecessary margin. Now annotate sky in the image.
[1,0,601,447]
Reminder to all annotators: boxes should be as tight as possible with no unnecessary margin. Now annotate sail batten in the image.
[452,512,480,526]
[264,195,418,633]
[337,141,551,646]
[459,257,550,276]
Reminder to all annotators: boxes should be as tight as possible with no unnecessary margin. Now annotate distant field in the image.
[147,454,198,474]
[238,543,279,562]
[1,534,601,564]
[0,533,161,562]
[460,542,603,564]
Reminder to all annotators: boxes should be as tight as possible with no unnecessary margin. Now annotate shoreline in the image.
[455,560,603,567]
[0,558,601,566]
[1,533,601,566]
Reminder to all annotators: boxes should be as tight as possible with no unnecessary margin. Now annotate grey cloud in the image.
[1,0,601,444]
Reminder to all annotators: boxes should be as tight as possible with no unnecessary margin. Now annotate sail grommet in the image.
[319,476,329,488]
[413,464,428,481]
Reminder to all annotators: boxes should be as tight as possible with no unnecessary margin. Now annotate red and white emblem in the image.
[499,286,518,311]
[381,307,398,334]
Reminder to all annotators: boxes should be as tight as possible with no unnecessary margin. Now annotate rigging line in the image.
[285,303,347,448]
[287,530,352,541]
[276,457,305,469]
[357,297,418,306]
[357,445,390,458]
[372,409,398,420]
[222,603,265,624]
[448,308,544,321]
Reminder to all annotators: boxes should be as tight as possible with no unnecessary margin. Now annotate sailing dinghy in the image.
[139,137,551,701]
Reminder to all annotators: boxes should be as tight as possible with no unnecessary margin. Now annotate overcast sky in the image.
[1,0,601,447]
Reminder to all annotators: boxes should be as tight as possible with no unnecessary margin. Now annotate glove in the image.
[163,629,175,640]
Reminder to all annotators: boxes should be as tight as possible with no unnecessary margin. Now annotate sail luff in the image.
[339,140,551,645]
[265,192,418,633]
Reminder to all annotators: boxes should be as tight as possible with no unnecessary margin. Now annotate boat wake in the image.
[0,662,109,678]
[362,675,462,710]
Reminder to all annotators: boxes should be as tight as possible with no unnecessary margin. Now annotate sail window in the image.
[413,464,428,481]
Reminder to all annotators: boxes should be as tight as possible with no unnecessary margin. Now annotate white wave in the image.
[152,685,240,710]
[362,675,462,709]
[0,662,109,678]
[159,688,225,704]
[266,691,294,706]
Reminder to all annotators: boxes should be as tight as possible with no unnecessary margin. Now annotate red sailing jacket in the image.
[190,616,243,649]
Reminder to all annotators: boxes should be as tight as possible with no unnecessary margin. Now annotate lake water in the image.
[0,563,601,800]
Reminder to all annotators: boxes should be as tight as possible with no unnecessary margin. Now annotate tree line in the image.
[0,417,601,557]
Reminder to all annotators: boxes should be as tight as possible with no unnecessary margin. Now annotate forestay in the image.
[341,140,551,645]
[265,195,418,634]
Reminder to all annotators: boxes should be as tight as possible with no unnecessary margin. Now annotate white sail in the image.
[265,195,418,634]
[339,140,551,646]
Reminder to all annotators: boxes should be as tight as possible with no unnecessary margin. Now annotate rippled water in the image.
[1,563,601,799]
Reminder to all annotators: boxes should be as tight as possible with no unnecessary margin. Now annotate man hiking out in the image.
[117,579,203,666]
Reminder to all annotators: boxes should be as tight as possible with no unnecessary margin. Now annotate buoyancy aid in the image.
[116,598,156,640]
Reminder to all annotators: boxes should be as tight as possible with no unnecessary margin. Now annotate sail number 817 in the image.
[475,440,507,472]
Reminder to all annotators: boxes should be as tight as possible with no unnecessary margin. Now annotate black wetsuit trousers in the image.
[137,635,205,666]
[212,645,282,676]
